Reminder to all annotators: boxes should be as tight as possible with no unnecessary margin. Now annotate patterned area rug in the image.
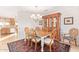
[7,39,70,52]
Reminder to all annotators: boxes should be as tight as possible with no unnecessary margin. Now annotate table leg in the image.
[41,37,44,52]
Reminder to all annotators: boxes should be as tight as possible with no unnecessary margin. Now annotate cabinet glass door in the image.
[53,17,57,28]
[43,18,48,30]
[49,17,53,31]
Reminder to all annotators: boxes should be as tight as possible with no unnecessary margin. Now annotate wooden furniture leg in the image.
[35,41,37,51]
[30,40,33,47]
[27,40,30,46]
[49,44,52,52]
[69,40,71,45]
[74,39,77,46]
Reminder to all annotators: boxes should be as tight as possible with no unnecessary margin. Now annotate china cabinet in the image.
[42,13,61,40]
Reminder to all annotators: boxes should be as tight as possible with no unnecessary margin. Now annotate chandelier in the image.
[30,14,42,22]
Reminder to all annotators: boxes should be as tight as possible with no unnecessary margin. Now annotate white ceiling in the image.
[19,6,54,13]
[0,6,59,14]
[0,6,60,17]
[18,6,59,15]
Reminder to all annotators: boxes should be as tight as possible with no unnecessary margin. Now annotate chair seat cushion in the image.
[63,36,72,40]
[32,36,41,42]
[44,38,54,45]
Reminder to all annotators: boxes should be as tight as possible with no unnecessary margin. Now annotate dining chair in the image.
[44,31,56,52]
[69,28,78,46]
[63,28,78,46]
[24,27,31,46]
[31,29,41,51]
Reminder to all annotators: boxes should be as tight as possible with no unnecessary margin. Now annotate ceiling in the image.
[0,6,59,14]
[0,6,60,17]
[19,6,53,13]
[18,6,59,15]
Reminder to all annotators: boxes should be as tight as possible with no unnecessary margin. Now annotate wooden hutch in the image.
[42,13,61,41]
[0,17,18,36]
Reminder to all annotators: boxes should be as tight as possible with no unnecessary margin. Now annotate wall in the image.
[58,6,79,33]
[16,11,42,39]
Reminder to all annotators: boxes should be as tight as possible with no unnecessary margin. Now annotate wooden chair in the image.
[24,27,31,46]
[63,28,78,46]
[69,28,78,46]
[31,29,41,51]
[44,31,56,52]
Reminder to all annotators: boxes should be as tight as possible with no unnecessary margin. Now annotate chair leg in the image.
[30,40,33,47]
[27,39,30,46]
[49,44,52,52]
[69,40,71,45]
[35,42,37,51]
[74,39,77,46]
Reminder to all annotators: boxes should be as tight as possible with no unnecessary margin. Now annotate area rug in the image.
[7,39,70,52]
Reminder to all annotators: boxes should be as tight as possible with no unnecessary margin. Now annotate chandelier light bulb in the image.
[30,14,42,22]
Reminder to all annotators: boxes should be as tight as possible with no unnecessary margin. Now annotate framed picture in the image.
[64,17,73,25]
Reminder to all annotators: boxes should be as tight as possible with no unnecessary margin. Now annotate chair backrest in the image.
[24,27,29,34]
[30,28,36,37]
[24,27,30,39]
[35,27,40,31]
[69,28,78,39]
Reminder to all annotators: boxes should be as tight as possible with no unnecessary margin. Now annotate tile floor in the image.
[0,33,18,52]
